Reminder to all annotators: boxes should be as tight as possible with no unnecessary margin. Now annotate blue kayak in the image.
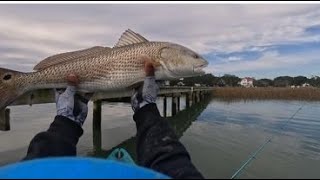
[0,155,169,179]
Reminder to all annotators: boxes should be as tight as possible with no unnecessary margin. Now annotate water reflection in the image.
[0,98,319,178]
[91,97,211,161]
[181,100,320,178]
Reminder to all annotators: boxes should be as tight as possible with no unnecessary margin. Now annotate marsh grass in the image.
[212,87,320,101]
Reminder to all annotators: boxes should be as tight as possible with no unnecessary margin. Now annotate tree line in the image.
[169,74,320,87]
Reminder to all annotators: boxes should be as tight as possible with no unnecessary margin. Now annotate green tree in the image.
[308,76,320,87]
[273,76,293,87]
[293,76,308,86]
[254,78,273,87]
[221,74,241,87]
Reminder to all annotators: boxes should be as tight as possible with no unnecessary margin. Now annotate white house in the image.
[302,83,310,87]
[240,77,254,87]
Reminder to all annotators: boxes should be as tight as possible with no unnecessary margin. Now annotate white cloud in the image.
[221,56,242,63]
[248,46,269,52]
[0,4,319,72]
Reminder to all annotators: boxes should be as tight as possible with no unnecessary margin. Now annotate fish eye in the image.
[3,74,12,81]
[193,54,199,59]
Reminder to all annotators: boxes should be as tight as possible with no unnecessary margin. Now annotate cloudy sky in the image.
[0,3,320,79]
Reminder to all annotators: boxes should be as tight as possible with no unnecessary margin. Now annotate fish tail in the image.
[0,67,27,110]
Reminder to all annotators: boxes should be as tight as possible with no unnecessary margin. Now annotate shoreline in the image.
[212,87,320,101]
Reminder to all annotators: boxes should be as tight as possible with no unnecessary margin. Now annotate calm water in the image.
[0,98,319,179]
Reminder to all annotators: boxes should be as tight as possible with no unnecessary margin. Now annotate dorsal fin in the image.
[114,29,149,48]
[34,46,110,71]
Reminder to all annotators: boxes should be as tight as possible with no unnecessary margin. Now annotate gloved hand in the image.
[55,74,92,126]
[131,60,159,112]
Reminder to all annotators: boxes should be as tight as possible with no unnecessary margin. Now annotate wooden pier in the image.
[0,86,213,152]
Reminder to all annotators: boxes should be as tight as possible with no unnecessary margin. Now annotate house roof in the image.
[242,77,254,81]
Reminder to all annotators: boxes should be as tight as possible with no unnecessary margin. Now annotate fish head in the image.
[156,43,208,80]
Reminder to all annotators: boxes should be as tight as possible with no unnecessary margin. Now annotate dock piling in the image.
[93,100,102,153]
[0,108,10,131]
[163,96,167,117]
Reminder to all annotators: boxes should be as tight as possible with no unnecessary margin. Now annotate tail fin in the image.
[0,67,26,110]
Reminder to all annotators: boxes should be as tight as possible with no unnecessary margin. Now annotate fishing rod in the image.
[230,103,305,179]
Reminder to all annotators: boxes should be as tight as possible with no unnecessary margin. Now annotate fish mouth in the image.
[159,60,208,78]
[193,62,208,74]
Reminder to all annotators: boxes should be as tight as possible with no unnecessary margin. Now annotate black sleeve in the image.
[23,115,83,161]
[133,103,204,179]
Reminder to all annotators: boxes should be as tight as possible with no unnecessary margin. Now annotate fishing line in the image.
[230,103,305,179]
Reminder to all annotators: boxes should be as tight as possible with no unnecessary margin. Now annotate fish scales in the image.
[0,29,208,109]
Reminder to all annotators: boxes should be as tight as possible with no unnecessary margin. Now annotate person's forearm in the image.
[133,104,204,179]
[23,116,83,161]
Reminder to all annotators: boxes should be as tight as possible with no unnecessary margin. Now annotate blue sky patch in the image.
[305,24,320,35]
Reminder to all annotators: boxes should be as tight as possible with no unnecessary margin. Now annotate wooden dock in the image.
[0,86,213,151]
